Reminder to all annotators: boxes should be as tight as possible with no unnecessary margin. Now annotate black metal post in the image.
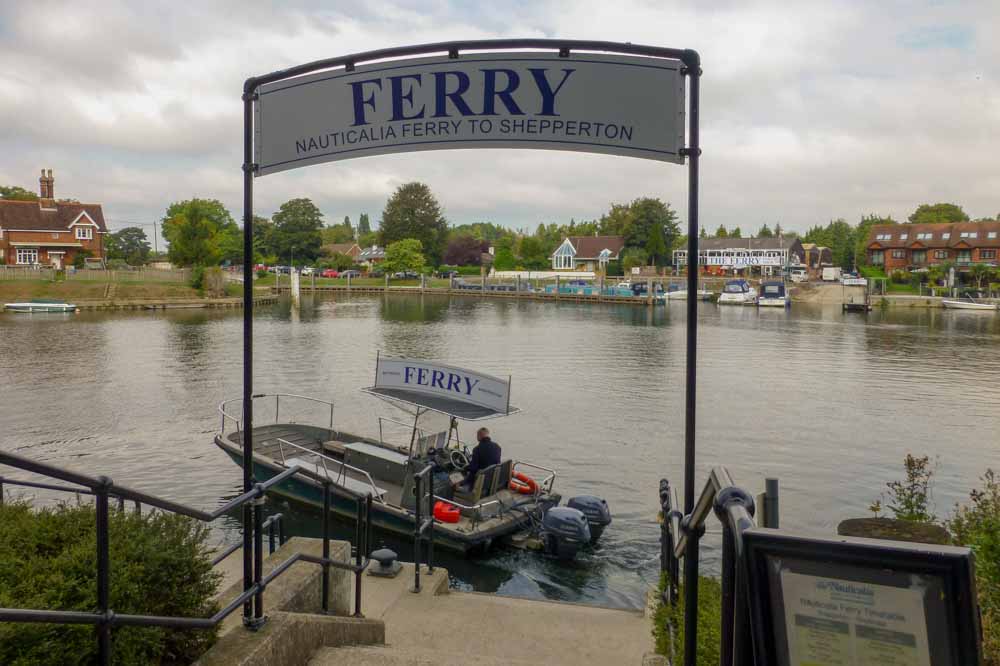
[268,521,276,554]
[426,477,435,575]
[413,474,422,593]
[354,496,363,617]
[719,522,736,666]
[117,496,124,512]
[322,481,331,613]
[764,478,779,528]
[681,50,702,666]
[241,82,257,628]
[279,515,286,547]
[0,477,5,505]
[96,476,111,666]
[252,492,264,625]
[365,493,373,559]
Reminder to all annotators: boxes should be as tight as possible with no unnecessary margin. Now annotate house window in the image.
[870,250,884,265]
[16,248,39,265]
[899,233,908,240]
[981,250,997,260]
[75,226,93,240]
[875,233,892,241]
[959,231,978,239]
[958,250,972,263]
[942,232,950,239]
[934,250,949,259]
[916,232,934,240]
[911,250,926,264]
[891,250,906,259]
[989,232,998,239]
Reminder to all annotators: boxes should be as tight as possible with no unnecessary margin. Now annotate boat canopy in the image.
[723,279,750,293]
[362,356,520,421]
[760,281,786,297]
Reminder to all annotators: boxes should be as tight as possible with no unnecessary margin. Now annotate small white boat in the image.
[757,281,789,307]
[942,298,997,311]
[4,299,78,313]
[666,289,713,301]
[718,279,757,305]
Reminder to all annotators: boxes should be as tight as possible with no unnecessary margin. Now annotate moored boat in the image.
[215,357,611,559]
[757,281,789,307]
[718,279,757,305]
[3,298,77,313]
[942,298,997,311]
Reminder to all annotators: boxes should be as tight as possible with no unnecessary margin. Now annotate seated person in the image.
[457,427,501,490]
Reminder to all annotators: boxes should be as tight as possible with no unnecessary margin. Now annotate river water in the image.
[2,294,998,610]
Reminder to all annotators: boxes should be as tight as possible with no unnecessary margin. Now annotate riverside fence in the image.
[0,266,191,283]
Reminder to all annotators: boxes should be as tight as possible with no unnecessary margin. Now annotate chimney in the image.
[39,169,55,207]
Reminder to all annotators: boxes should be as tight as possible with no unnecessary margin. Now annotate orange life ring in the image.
[433,501,461,523]
[509,471,538,495]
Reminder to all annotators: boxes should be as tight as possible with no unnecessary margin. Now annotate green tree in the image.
[699,227,708,238]
[358,231,379,248]
[379,182,449,267]
[774,223,783,237]
[730,227,742,239]
[270,198,324,265]
[969,264,995,290]
[598,203,635,237]
[517,236,549,270]
[492,237,516,270]
[319,252,356,271]
[714,225,728,238]
[621,247,648,271]
[321,224,355,244]
[382,238,426,274]
[105,227,151,265]
[216,226,244,265]
[252,215,275,259]
[757,224,773,238]
[907,203,969,225]
[357,213,372,236]
[161,198,238,267]
[625,198,679,267]
[0,185,38,201]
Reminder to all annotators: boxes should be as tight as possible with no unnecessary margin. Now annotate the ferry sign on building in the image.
[254,52,686,175]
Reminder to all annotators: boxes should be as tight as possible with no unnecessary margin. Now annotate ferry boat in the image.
[718,279,757,305]
[757,281,789,307]
[3,299,78,313]
[215,357,611,558]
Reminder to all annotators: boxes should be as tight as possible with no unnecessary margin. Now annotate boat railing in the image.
[0,447,373,666]
[377,416,430,449]
[431,494,503,515]
[275,437,387,504]
[217,394,335,436]
[512,460,557,494]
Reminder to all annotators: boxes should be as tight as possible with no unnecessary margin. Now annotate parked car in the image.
[788,268,808,283]
[301,266,316,275]
[392,271,419,279]
[340,270,361,279]
[320,269,339,278]
[440,270,459,278]
[369,269,385,278]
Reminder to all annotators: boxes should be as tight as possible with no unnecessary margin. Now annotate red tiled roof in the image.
[323,242,360,255]
[0,200,107,232]
[565,235,626,259]
[867,221,1000,249]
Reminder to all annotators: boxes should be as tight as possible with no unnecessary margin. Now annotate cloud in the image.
[0,0,997,238]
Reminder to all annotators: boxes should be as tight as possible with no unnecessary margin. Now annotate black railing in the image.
[0,449,372,665]
[659,468,778,666]
[412,464,436,593]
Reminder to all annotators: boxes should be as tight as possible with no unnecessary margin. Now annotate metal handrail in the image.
[218,394,335,435]
[412,464,435,592]
[275,438,387,504]
[431,494,502,513]
[659,467,765,666]
[377,416,429,448]
[512,460,557,494]
[0,448,372,665]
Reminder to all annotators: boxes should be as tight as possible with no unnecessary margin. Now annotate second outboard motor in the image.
[541,506,591,560]
[567,496,612,542]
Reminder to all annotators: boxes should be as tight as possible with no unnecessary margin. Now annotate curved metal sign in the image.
[254,52,685,175]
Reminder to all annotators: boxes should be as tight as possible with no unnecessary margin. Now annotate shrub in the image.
[0,499,219,665]
[884,454,936,522]
[653,573,722,665]
[947,470,1000,663]
[73,249,94,269]
[890,269,909,284]
[189,265,206,291]
[256,269,268,279]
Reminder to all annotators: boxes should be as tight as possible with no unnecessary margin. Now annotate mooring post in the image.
[384,273,389,292]
[764,478,779,528]
[322,480,331,613]
[347,272,352,291]
[555,275,561,300]
[648,278,654,306]
[96,476,111,666]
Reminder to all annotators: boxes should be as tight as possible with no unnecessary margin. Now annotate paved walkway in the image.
[312,563,653,666]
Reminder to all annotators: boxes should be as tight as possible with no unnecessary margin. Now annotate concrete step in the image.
[310,645,537,666]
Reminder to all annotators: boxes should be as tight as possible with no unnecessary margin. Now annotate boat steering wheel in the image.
[450,449,470,471]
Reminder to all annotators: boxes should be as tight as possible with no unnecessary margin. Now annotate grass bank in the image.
[0,279,203,302]
[653,574,722,665]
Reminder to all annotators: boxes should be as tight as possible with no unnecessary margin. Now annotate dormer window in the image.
[942,232,950,239]
[899,233,908,240]
[76,227,93,240]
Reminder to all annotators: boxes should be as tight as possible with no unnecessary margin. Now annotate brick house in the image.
[0,170,107,269]
[866,222,1000,273]
[322,242,361,261]
[550,235,626,271]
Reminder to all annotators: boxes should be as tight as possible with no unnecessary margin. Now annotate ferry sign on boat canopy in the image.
[254,52,685,175]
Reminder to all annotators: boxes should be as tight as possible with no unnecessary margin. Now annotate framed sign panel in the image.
[744,528,982,666]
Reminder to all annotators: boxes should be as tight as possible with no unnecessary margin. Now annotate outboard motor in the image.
[541,506,591,560]
[567,496,612,542]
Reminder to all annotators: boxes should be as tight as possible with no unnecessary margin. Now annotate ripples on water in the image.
[1,295,999,610]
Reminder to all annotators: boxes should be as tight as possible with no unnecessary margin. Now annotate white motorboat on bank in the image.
[718,279,757,305]
[3,299,78,313]
[942,298,997,311]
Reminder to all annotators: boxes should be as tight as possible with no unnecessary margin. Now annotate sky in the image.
[0,0,997,242]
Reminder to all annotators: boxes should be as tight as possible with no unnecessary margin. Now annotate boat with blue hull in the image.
[215,358,611,559]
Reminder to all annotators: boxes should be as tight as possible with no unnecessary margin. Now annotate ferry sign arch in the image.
[238,37,701,642]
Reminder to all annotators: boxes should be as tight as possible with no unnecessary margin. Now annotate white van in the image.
[789,269,808,283]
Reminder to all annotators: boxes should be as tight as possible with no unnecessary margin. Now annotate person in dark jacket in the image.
[461,427,501,488]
